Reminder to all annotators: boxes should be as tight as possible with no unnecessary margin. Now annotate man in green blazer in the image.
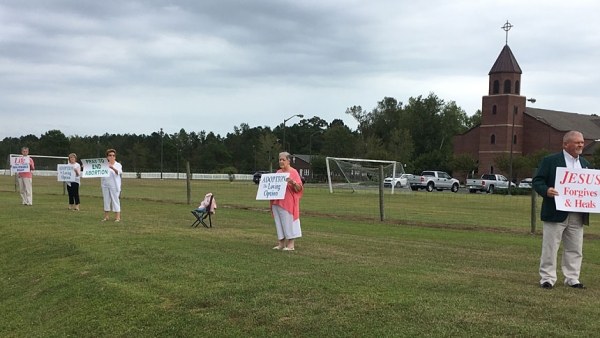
[533,131,589,290]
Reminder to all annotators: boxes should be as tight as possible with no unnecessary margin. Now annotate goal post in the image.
[325,157,405,194]
[7,154,69,193]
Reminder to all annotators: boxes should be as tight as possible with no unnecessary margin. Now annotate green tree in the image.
[346,98,403,142]
[492,154,528,181]
[412,150,450,174]
[387,128,414,165]
[198,132,232,172]
[591,147,600,169]
[451,153,478,179]
[321,121,356,158]
[310,155,327,182]
[38,129,69,156]
[466,109,482,129]
[129,142,150,172]
[256,132,282,172]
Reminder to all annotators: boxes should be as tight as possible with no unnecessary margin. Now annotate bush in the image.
[222,166,237,182]
[492,188,535,196]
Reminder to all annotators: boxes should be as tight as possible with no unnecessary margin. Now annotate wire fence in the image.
[4,170,600,236]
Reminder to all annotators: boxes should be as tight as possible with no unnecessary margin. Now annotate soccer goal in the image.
[325,157,406,194]
[6,154,69,193]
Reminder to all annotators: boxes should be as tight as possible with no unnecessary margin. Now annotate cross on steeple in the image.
[502,20,513,45]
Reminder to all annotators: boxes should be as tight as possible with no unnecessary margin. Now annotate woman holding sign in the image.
[270,152,303,251]
[101,149,122,222]
[15,147,35,206]
[67,153,81,211]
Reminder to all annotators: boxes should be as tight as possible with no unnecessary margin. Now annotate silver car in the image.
[518,178,533,188]
[384,174,409,188]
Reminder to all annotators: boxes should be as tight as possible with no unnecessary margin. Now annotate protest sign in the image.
[10,156,30,175]
[255,173,290,200]
[57,164,75,182]
[555,167,600,213]
[81,158,110,178]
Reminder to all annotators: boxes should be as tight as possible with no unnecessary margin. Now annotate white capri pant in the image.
[272,204,302,240]
[102,186,121,212]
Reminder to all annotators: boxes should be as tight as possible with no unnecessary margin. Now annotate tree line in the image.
[5,92,563,180]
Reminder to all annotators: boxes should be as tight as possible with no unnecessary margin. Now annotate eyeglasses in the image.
[107,154,115,157]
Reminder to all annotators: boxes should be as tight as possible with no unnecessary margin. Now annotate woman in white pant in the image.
[270,152,303,251]
[101,148,122,222]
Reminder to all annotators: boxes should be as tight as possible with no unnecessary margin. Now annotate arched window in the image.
[493,80,499,94]
[515,80,520,94]
[490,134,496,144]
[513,135,517,144]
[504,80,511,93]
[492,105,497,115]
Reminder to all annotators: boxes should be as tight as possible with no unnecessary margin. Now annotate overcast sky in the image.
[1,0,599,140]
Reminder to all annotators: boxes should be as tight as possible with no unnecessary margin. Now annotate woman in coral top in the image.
[270,152,303,251]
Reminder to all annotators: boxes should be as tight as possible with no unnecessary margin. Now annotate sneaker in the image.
[282,247,295,251]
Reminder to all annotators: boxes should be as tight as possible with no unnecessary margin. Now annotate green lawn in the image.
[2,177,600,337]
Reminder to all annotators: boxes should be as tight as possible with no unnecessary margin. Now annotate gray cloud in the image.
[1,0,599,139]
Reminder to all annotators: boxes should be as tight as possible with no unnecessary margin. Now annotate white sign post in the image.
[57,164,75,182]
[555,167,600,213]
[255,173,290,200]
[81,158,110,178]
[10,156,30,175]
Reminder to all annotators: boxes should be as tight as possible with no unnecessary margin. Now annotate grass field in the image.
[2,176,600,337]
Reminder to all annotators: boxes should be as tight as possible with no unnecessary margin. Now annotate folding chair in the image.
[191,193,216,228]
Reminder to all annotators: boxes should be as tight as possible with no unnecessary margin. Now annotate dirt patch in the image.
[221,205,600,240]
[14,192,600,240]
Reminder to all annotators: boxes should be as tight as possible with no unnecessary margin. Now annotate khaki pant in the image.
[18,176,33,205]
[539,213,584,286]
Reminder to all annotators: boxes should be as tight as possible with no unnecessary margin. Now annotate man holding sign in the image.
[533,131,589,290]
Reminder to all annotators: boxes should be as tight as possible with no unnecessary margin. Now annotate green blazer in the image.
[532,151,591,224]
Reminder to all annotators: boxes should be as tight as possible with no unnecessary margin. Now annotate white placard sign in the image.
[255,173,290,200]
[81,158,110,178]
[10,156,30,174]
[555,167,600,213]
[57,164,75,182]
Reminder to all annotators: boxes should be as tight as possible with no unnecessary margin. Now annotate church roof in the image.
[489,45,522,75]
[525,107,600,140]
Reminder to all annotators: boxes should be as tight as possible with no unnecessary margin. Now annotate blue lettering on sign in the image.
[262,175,287,183]
[264,190,280,198]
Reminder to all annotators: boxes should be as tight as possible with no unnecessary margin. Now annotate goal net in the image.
[325,157,407,194]
[3,154,70,193]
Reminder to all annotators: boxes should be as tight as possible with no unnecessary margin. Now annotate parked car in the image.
[518,178,533,188]
[384,173,409,188]
[466,174,516,193]
[405,171,460,193]
[253,171,270,184]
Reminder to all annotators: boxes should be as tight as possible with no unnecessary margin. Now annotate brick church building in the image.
[453,42,600,183]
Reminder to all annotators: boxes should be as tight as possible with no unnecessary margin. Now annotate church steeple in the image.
[489,45,522,75]
[477,21,526,176]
